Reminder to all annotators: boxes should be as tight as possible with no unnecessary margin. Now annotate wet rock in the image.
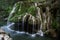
[0,29,12,40]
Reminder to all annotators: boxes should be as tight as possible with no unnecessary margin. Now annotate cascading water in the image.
[36,5,44,36]
[22,13,28,31]
[22,17,24,31]
[32,16,35,34]
[25,14,36,37]
[1,3,17,35]
[2,2,26,34]
[1,2,52,38]
[46,6,51,30]
[31,16,36,37]
[7,4,17,25]
[7,2,22,25]
[18,15,22,31]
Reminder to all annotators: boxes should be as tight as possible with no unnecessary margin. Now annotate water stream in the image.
[37,6,44,36]
[0,2,51,38]
[7,4,17,25]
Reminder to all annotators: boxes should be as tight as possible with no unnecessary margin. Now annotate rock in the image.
[0,29,12,40]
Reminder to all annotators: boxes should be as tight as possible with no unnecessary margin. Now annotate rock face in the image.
[13,14,39,34]
[8,2,52,35]
[0,29,12,40]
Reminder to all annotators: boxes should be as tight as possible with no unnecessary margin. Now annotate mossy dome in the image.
[9,2,38,22]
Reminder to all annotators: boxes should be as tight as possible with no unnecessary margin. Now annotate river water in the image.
[0,22,53,40]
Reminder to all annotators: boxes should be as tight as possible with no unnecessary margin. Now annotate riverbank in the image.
[0,28,12,40]
[1,25,53,40]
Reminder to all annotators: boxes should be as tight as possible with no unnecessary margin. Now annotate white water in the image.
[7,4,17,24]
[18,15,21,31]
[37,6,44,36]
[32,16,35,34]
[22,13,28,31]
[1,2,50,37]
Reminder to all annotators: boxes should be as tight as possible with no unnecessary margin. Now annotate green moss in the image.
[28,6,36,16]
[9,2,37,22]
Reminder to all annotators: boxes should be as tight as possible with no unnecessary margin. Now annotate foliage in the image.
[27,6,36,16]
[9,2,37,22]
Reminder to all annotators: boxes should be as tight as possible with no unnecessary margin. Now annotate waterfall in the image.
[7,2,22,24]
[36,7,44,36]
[46,7,51,30]
[22,16,25,31]
[43,13,47,30]
[32,16,35,34]
[1,2,52,37]
[18,15,21,31]
[28,14,35,34]
[22,13,28,31]
[7,4,17,24]
[28,15,36,37]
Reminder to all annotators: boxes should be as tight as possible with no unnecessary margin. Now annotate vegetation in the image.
[0,0,60,40]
